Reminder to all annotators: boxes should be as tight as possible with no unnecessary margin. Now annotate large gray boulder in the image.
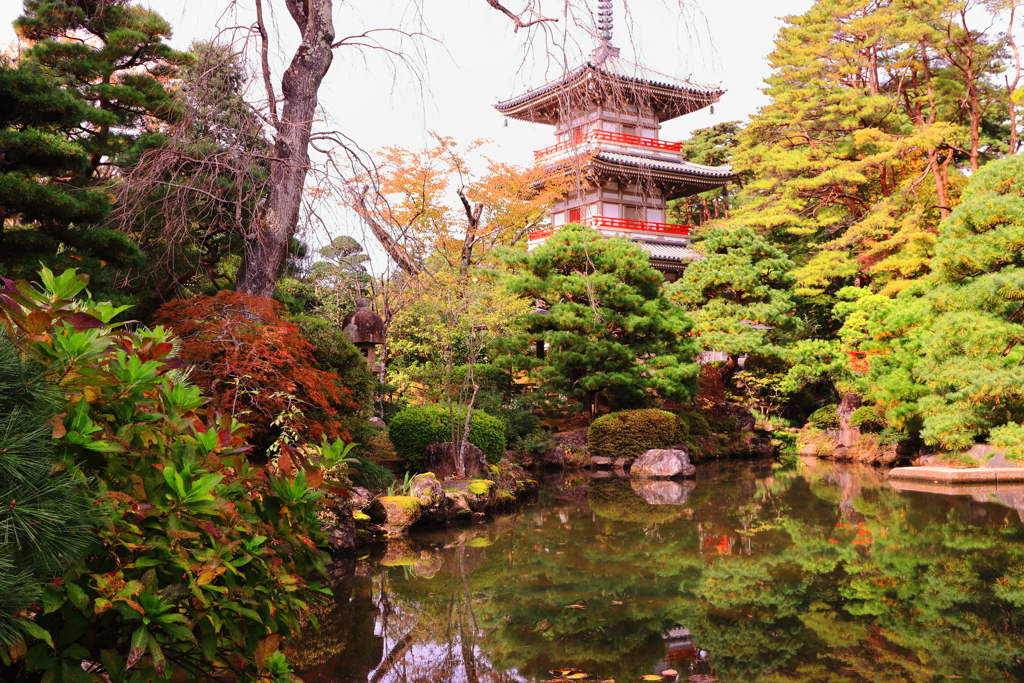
[631,448,696,479]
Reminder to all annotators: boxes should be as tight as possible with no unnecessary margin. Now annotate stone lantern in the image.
[342,297,385,369]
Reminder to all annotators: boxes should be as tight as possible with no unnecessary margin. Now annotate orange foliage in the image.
[354,134,567,271]
[154,291,359,449]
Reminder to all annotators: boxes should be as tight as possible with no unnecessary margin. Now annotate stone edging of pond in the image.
[888,466,1024,483]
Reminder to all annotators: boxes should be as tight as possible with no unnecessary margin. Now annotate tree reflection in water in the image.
[295,460,1024,683]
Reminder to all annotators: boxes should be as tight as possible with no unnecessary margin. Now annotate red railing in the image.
[533,129,683,160]
[529,216,691,241]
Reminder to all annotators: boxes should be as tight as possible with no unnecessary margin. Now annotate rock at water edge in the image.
[423,441,486,479]
[631,448,696,479]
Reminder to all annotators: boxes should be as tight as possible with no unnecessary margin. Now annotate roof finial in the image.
[597,0,613,44]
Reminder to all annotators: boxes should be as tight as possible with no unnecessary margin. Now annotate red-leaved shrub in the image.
[154,290,361,451]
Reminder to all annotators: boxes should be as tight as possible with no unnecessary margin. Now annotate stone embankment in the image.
[357,466,537,539]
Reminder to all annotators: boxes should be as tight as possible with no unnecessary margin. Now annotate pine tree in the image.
[1,0,189,301]
[668,121,743,226]
[667,226,801,381]
[728,0,1007,304]
[861,154,1024,450]
[0,60,143,297]
[502,224,700,414]
[0,340,97,647]
[15,0,190,176]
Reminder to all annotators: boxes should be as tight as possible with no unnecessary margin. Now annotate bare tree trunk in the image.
[238,0,336,298]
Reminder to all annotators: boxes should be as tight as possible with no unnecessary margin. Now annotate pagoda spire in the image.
[597,0,613,44]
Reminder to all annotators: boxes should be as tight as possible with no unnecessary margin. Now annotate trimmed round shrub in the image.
[807,404,840,429]
[389,404,506,471]
[588,409,683,459]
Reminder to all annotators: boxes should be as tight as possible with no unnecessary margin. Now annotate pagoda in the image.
[495,1,736,280]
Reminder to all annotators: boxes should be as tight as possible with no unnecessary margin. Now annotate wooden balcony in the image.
[529,216,691,241]
[534,129,683,160]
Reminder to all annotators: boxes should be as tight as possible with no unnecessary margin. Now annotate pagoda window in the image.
[569,207,581,223]
[622,124,638,137]
[603,203,620,218]
[623,205,642,221]
[602,121,616,132]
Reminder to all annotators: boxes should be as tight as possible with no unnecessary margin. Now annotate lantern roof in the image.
[342,298,385,346]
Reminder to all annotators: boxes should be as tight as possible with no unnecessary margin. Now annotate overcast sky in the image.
[0,0,813,262]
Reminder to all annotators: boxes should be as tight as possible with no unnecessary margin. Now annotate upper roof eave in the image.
[495,59,725,124]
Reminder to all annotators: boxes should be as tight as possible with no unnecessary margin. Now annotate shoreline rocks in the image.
[355,466,538,539]
[630,448,697,479]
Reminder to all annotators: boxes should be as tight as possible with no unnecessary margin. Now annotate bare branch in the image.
[484,0,559,32]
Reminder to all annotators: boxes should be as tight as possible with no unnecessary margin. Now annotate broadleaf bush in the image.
[0,268,341,683]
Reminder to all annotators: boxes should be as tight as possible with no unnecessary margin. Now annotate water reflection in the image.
[295,459,1024,683]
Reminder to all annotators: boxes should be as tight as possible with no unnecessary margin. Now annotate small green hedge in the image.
[588,408,682,459]
[807,404,840,429]
[389,404,506,471]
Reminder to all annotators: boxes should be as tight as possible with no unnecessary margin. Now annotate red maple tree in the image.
[154,291,360,451]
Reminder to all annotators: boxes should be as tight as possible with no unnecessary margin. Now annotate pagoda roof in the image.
[637,241,703,266]
[495,52,724,124]
[546,148,735,199]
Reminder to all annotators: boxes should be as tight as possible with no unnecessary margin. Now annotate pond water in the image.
[293,459,1024,683]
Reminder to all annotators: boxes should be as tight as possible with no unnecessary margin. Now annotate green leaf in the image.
[19,620,55,648]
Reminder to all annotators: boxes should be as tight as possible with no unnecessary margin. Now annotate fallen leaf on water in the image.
[639,676,663,681]
[567,674,591,680]
[566,604,586,609]
[550,669,578,677]
[611,600,623,605]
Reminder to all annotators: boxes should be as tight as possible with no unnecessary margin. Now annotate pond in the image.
[292,459,1024,683]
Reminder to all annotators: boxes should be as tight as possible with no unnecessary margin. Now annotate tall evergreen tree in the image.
[502,224,700,415]
[0,60,142,298]
[668,121,743,227]
[729,0,1007,304]
[2,0,190,301]
[860,154,1024,450]
[667,226,801,381]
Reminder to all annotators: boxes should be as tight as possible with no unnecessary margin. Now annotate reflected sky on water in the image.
[293,459,1024,683]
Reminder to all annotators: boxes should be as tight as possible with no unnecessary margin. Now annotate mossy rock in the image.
[379,495,420,511]
[467,479,493,495]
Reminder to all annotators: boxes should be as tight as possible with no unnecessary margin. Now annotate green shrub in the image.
[294,314,376,446]
[677,410,712,436]
[807,404,840,429]
[588,409,683,459]
[849,404,886,432]
[351,457,396,490]
[389,404,506,471]
[475,390,540,449]
[0,268,331,682]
